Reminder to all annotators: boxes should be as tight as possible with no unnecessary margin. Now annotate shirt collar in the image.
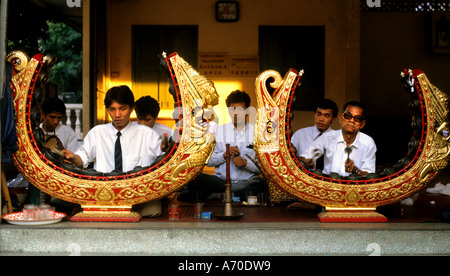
[313,125,332,140]
[312,126,321,138]
[110,122,132,136]
[337,129,360,148]
[39,123,61,134]
[232,122,249,133]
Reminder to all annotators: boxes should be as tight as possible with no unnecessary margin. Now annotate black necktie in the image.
[314,132,323,140]
[115,131,122,172]
[315,132,324,170]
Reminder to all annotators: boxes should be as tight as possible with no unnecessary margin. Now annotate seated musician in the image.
[179,90,266,202]
[27,97,81,205]
[287,99,338,211]
[62,86,165,217]
[291,98,338,169]
[300,101,376,177]
[40,97,80,152]
[134,95,173,138]
[63,86,163,173]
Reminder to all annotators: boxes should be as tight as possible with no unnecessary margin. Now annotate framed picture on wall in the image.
[432,12,450,54]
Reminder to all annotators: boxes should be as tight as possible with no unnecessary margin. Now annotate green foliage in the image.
[38,21,82,102]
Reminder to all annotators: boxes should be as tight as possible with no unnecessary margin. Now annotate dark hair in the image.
[135,96,160,119]
[343,101,368,120]
[104,86,135,108]
[316,98,339,118]
[225,90,251,108]
[41,97,66,115]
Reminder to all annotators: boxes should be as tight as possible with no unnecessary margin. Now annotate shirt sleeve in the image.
[300,135,325,161]
[207,125,226,167]
[74,129,96,168]
[207,141,226,167]
[290,130,301,157]
[241,146,260,173]
[63,128,81,152]
[150,132,163,158]
[360,140,377,173]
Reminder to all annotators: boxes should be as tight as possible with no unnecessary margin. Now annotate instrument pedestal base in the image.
[70,206,141,222]
[318,208,387,223]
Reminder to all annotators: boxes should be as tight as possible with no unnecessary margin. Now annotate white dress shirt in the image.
[131,121,173,138]
[301,129,377,176]
[291,125,334,157]
[75,122,162,173]
[40,123,80,152]
[152,122,173,138]
[207,123,260,182]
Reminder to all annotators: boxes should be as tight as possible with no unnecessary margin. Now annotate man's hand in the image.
[345,158,355,173]
[161,134,169,152]
[223,146,240,159]
[232,156,247,168]
[345,158,368,176]
[62,150,83,168]
[299,157,315,170]
[62,150,75,162]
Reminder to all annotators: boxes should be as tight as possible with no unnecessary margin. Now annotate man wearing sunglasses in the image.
[300,101,376,177]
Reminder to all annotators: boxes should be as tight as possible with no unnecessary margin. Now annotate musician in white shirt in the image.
[135,95,173,138]
[27,97,80,205]
[63,86,162,173]
[291,99,338,164]
[179,90,265,202]
[301,101,376,177]
[40,97,80,152]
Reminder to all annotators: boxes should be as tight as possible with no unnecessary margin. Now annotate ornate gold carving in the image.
[95,184,115,204]
[167,54,217,181]
[73,211,141,219]
[71,207,141,222]
[267,179,295,202]
[318,208,387,222]
[344,189,360,206]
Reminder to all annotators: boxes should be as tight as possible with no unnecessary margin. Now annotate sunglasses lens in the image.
[354,116,363,122]
[343,113,352,120]
[343,112,363,122]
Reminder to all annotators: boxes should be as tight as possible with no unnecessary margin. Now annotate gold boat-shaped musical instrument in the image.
[254,68,450,222]
[7,51,217,222]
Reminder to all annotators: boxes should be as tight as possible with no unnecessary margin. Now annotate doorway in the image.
[132,25,198,113]
[259,26,325,111]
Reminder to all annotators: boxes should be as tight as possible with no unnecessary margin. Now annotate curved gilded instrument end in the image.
[254,69,302,154]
